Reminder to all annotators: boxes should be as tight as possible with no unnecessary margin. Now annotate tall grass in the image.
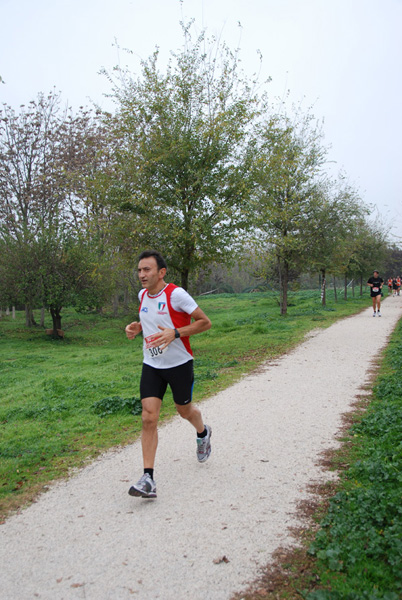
[0,289,367,520]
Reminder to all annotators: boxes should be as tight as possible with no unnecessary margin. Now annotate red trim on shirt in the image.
[164,284,193,356]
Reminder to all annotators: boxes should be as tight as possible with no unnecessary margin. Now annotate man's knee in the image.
[141,399,160,428]
[176,403,193,420]
[142,409,158,428]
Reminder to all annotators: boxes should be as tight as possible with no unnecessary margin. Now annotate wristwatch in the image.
[174,328,181,339]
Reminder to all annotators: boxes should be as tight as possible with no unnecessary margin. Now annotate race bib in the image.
[372,287,379,292]
[144,334,168,359]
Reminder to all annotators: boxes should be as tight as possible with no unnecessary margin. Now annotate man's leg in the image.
[167,361,212,462]
[176,403,212,463]
[175,402,204,433]
[128,396,161,498]
[372,297,376,313]
[141,396,162,468]
[376,295,381,313]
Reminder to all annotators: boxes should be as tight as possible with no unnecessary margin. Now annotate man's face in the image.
[138,257,165,293]
[374,271,379,277]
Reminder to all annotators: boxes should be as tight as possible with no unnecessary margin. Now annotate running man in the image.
[367,270,384,316]
[125,250,212,498]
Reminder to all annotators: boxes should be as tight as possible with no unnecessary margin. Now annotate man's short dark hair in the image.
[138,250,167,271]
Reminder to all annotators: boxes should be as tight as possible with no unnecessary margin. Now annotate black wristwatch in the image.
[174,328,181,339]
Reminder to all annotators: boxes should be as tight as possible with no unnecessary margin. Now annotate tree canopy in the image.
[104,25,260,289]
[0,22,396,326]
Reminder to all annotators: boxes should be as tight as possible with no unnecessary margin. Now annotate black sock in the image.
[197,427,207,439]
[144,468,154,480]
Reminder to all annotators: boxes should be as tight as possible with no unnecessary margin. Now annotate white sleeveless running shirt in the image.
[138,283,198,368]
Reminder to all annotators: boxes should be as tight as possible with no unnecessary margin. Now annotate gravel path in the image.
[1,296,402,600]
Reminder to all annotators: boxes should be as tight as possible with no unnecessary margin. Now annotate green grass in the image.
[304,319,402,600]
[0,289,367,520]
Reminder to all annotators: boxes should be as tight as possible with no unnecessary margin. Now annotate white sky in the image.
[1,0,402,243]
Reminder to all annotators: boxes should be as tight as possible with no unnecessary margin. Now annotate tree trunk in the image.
[123,287,130,315]
[181,269,189,291]
[333,276,337,302]
[12,306,16,319]
[40,306,45,327]
[279,258,288,315]
[112,293,119,318]
[25,304,37,327]
[321,269,326,306]
[344,274,348,300]
[50,307,63,338]
[360,275,363,296]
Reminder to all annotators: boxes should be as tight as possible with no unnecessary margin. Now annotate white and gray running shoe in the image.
[128,473,157,498]
[378,311,381,317]
[196,425,212,462]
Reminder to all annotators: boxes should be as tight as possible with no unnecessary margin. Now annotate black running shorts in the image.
[140,360,194,405]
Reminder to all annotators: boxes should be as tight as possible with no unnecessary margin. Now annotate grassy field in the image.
[0,289,368,520]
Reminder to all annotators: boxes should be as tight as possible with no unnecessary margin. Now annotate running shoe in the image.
[196,425,212,462]
[378,311,381,317]
[128,473,157,498]
[373,312,376,317]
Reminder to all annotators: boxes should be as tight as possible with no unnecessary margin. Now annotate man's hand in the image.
[148,326,175,351]
[125,321,142,340]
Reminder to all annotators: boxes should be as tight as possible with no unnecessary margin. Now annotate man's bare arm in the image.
[149,307,211,350]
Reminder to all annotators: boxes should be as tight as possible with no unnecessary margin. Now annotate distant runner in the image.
[367,270,384,317]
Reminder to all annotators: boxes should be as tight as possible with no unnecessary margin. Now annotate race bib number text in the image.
[144,334,168,359]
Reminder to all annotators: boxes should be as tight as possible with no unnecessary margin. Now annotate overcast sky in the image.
[2,0,402,243]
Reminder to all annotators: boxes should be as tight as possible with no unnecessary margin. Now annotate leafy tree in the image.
[103,23,259,289]
[346,218,389,295]
[251,109,327,314]
[0,93,65,239]
[305,177,369,305]
[383,244,402,277]
[0,93,70,324]
[0,235,40,320]
[0,94,114,330]
[55,108,134,314]
[36,231,109,334]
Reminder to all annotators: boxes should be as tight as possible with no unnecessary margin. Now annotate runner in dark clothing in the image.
[367,270,383,316]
